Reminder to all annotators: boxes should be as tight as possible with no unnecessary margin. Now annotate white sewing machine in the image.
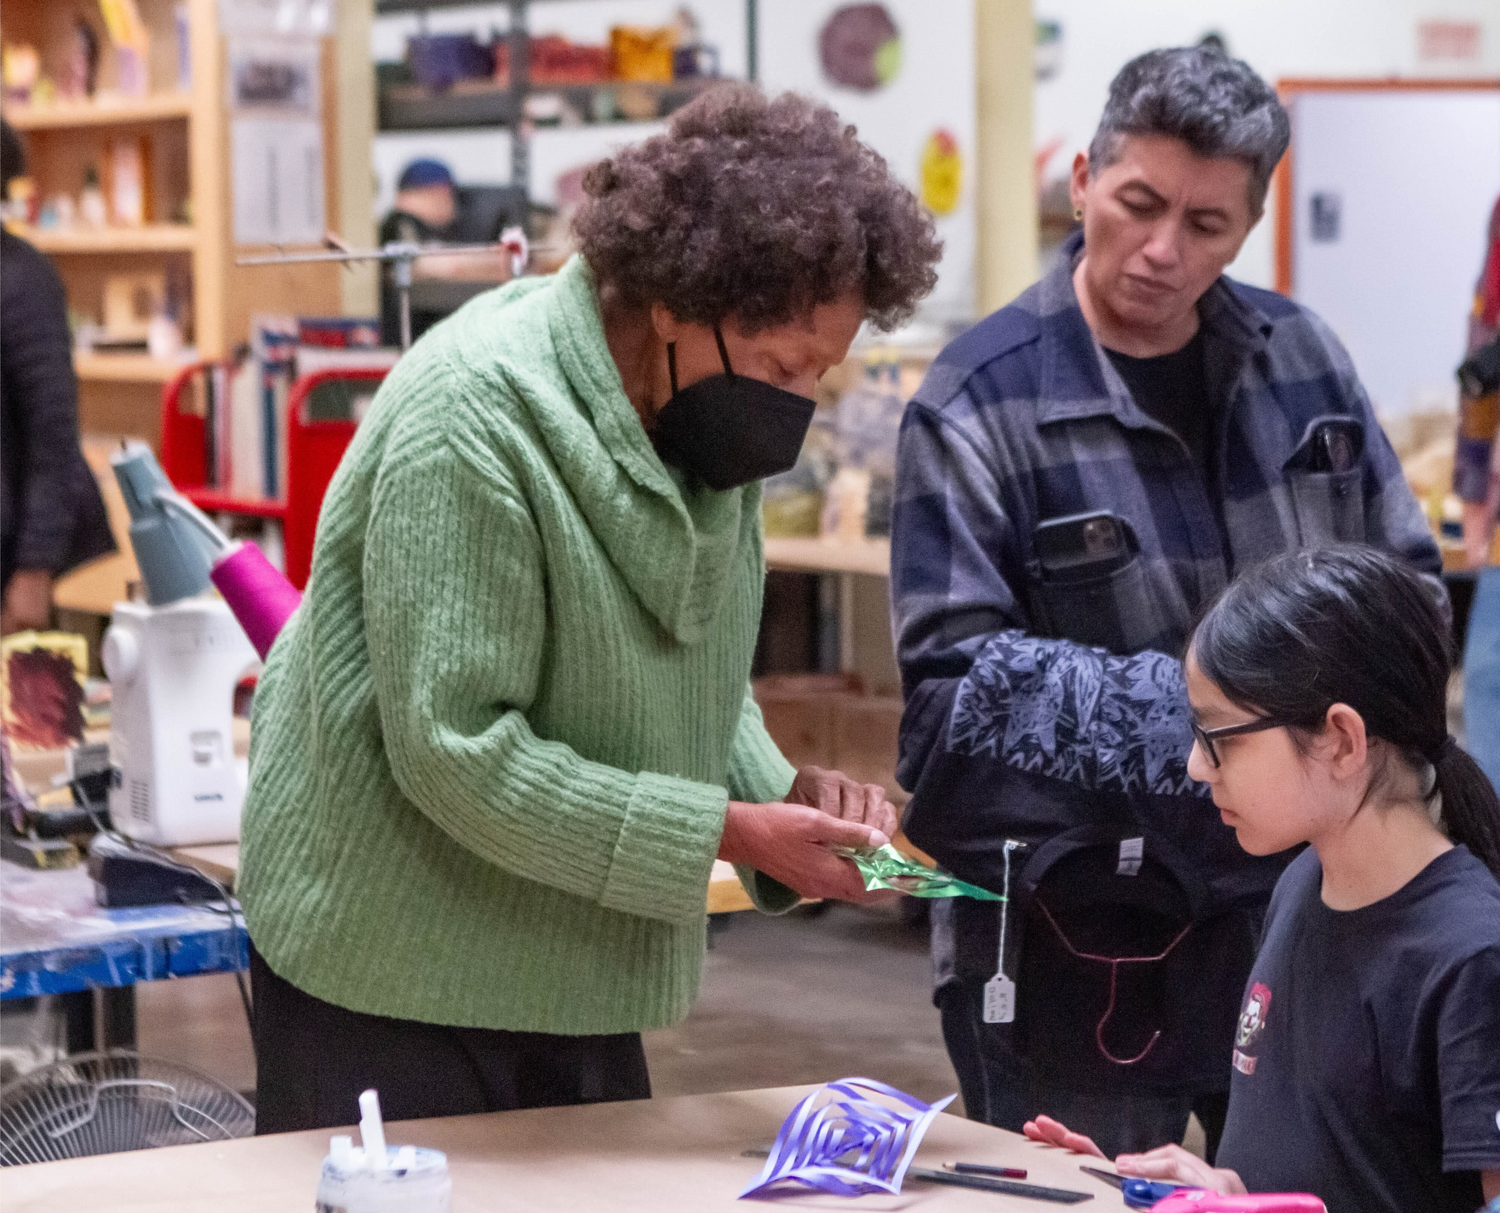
[101,598,255,846]
[100,443,258,846]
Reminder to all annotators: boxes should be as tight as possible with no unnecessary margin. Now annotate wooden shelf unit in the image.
[18,223,198,253]
[5,92,194,129]
[74,351,191,383]
[1,0,343,447]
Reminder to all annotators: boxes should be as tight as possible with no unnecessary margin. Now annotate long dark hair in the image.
[1190,545,1500,880]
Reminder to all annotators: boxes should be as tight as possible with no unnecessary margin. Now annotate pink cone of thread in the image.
[210,542,303,661]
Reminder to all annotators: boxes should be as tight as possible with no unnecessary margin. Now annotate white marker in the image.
[358,1089,388,1169]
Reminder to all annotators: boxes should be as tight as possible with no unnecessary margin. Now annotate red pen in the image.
[948,1161,1028,1180]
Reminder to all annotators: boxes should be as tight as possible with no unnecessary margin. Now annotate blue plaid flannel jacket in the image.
[891,233,1445,1012]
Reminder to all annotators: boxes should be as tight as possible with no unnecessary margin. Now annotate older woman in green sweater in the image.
[239,85,942,1131]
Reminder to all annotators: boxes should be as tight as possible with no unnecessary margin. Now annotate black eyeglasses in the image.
[1191,716,1288,768]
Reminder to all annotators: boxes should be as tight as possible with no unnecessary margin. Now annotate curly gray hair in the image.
[574,83,941,333]
[1088,47,1290,218]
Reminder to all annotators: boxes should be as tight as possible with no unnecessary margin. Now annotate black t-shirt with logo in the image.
[1216,845,1500,1213]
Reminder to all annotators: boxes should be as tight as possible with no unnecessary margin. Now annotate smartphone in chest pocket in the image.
[1034,510,1139,581]
[1029,510,1159,653]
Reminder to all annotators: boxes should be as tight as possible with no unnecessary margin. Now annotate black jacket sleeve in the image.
[0,232,115,577]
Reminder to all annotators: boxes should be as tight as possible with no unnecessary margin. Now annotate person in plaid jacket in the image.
[891,47,1444,1160]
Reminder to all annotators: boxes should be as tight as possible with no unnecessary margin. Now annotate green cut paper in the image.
[833,844,1004,901]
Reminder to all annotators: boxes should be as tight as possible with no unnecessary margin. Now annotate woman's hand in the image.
[1115,1145,1247,1196]
[718,800,888,902]
[1,570,52,635]
[786,765,899,840]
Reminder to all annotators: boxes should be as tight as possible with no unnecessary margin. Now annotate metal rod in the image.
[392,253,415,350]
[509,0,531,198]
[237,236,562,352]
[236,242,508,267]
[747,0,758,83]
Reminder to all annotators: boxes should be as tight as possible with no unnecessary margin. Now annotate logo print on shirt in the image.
[1232,982,1272,1076]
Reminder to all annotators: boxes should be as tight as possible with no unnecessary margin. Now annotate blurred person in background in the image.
[1455,194,1500,791]
[0,118,114,633]
[380,157,460,245]
[379,157,513,346]
[891,47,1445,1160]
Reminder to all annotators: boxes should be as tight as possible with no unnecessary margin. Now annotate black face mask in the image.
[650,328,816,492]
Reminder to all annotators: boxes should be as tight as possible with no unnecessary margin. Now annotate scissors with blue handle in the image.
[1124,1178,1194,1208]
[1080,1165,1188,1208]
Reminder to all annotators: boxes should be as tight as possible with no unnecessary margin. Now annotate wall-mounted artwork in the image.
[919,129,961,216]
[819,4,901,93]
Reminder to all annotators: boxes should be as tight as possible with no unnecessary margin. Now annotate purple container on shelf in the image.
[406,33,495,92]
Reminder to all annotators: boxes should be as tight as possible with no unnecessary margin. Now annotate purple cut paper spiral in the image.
[210,541,303,661]
[739,1078,955,1199]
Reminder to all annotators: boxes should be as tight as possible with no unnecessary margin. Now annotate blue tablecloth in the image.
[0,861,248,999]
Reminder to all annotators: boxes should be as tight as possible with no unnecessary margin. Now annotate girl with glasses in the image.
[1026,545,1500,1213]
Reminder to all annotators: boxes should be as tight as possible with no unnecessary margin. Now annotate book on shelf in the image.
[252,316,299,502]
[293,317,398,424]
[227,354,263,502]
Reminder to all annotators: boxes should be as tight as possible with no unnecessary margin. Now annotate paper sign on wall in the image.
[217,0,332,37]
[228,37,323,245]
[231,117,324,245]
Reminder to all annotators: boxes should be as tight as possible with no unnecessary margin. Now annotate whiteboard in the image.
[1289,88,1500,416]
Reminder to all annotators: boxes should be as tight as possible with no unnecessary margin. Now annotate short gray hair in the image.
[1088,47,1290,218]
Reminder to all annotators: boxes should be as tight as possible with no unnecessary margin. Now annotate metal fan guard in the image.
[0,1049,255,1165]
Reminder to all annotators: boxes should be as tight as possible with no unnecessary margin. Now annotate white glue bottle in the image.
[314,1089,452,1213]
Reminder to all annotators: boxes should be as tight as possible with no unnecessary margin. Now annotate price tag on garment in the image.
[983,974,1016,1024]
[983,839,1022,1024]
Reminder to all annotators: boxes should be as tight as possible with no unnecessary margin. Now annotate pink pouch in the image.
[1151,1194,1326,1213]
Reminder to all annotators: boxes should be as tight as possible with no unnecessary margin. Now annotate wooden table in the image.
[0,1084,1129,1212]
[763,536,891,578]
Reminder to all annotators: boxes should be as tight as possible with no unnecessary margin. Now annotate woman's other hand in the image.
[1022,1115,1107,1158]
[786,764,899,840]
[719,800,888,902]
[1115,1144,1248,1196]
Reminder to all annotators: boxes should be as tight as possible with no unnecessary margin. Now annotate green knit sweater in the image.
[238,256,798,1034]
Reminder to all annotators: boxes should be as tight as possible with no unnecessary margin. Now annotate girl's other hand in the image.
[1021,1115,1107,1158]
[1022,1120,1247,1197]
[1115,1144,1248,1195]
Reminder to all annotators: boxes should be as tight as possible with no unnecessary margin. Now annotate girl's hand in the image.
[1021,1115,1107,1158]
[1115,1144,1248,1195]
[1023,1119,1247,1197]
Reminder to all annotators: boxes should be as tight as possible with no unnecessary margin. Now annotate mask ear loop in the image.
[1033,898,1193,1066]
[665,329,733,402]
[713,327,736,378]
